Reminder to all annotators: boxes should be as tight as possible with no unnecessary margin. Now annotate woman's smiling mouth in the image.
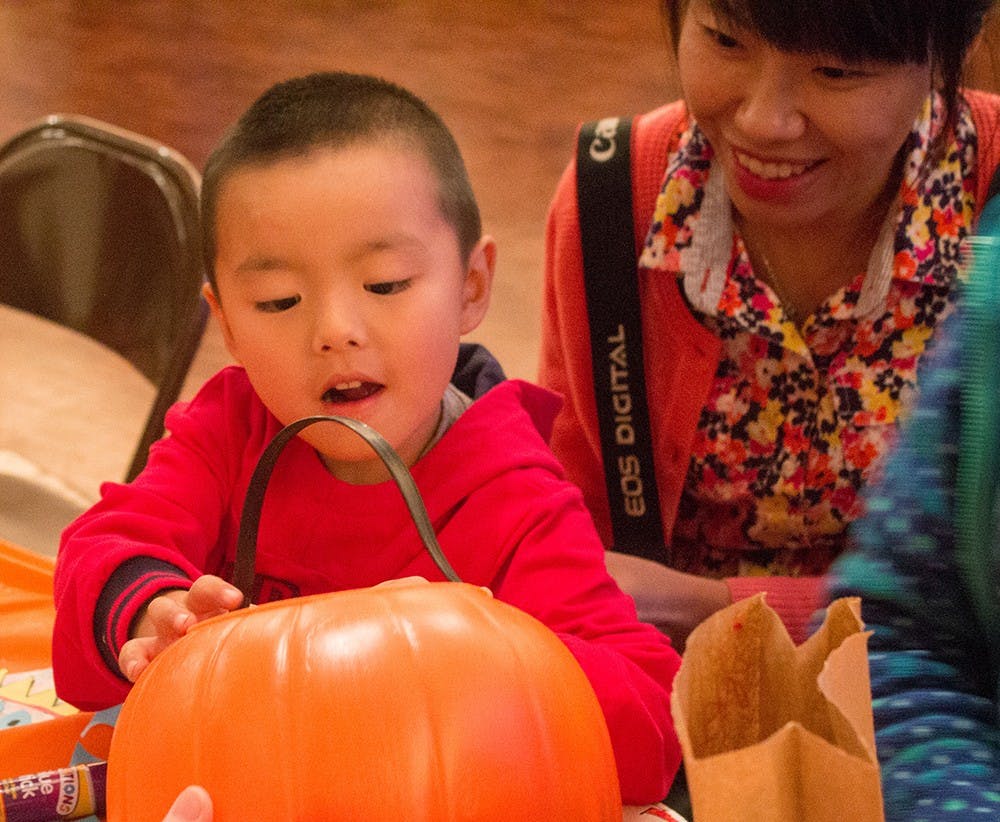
[734,149,819,180]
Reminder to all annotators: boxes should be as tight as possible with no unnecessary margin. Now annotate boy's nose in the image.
[313,305,366,352]
[734,61,806,143]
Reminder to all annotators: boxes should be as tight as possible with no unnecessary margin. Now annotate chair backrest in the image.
[0,114,207,481]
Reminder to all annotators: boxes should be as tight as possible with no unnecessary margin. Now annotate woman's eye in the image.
[255,295,301,313]
[704,25,739,49]
[815,64,869,81]
[365,279,412,296]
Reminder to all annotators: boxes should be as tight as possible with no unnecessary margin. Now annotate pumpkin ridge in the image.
[277,602,305,818]
[399,590,443,820]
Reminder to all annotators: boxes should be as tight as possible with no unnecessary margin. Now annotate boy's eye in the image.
[365,279,412,296]
[255,295,301,313]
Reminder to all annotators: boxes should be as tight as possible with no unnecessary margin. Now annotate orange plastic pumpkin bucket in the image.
[107,582,621,820]
[105,416,622,820]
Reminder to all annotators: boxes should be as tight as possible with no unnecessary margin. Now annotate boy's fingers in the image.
[163,785,213,822]
[186,576,243,614]
[375,576,429,589]
[145,594,190,634]
[119,636,161,681]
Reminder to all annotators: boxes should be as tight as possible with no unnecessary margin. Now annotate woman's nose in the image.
[734,59,806,143]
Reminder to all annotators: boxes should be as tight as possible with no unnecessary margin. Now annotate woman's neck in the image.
[734,178,898,323]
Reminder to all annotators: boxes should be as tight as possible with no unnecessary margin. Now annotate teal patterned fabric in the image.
[827,302,1000,820]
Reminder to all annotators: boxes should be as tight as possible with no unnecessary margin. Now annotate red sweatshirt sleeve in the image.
[476,473,683,805]
[52,370,244,710]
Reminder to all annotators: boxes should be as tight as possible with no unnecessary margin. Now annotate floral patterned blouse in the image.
[637,93,975,579]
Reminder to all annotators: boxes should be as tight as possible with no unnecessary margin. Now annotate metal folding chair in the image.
[0,114,207,554]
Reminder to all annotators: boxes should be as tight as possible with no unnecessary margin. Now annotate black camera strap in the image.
[576,117,665,561]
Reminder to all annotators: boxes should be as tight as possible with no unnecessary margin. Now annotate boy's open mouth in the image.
[321,381,383,403]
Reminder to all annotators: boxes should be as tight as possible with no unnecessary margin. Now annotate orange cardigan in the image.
[539,89,1000,641]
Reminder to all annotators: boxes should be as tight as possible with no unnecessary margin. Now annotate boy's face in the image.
[205,142,494,484]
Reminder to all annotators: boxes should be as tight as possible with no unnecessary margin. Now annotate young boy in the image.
[51,72,682,804]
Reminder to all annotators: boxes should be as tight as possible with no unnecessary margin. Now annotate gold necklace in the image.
[756,255,803,326]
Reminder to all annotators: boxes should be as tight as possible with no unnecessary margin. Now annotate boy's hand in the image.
[162,786,213,822]
[373,575,429,589]
[119,575,243,682]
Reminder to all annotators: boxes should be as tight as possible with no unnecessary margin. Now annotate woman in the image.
[539,0,1000,646]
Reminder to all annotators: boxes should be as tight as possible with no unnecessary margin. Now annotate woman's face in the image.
[676,0,932,235]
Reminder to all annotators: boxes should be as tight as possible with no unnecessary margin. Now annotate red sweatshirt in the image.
[52,368,682,804]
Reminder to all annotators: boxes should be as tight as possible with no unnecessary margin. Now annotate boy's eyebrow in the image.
[354,234,427,255]
[234,255,288,274]
[232,234,431,274]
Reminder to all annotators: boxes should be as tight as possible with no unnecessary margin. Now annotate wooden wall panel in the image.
[0,1,678,385]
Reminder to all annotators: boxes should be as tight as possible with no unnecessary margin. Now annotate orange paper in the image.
[0,538,57,673]
[670,595,883,821]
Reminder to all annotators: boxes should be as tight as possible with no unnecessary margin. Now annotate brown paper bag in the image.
[670,594,884,821]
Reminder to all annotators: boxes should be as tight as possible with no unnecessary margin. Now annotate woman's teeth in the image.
[736,151,811,180]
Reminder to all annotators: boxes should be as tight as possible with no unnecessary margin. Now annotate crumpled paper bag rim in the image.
[670,594,877,764]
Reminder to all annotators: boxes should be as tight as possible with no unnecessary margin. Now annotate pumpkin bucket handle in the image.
[232,415,462,607]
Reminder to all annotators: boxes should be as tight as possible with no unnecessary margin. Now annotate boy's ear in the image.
[201,282,242,364]
[460,235,496,335]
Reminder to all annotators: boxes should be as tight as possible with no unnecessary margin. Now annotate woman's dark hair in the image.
[662,0,996,137]
[200,71,481,288]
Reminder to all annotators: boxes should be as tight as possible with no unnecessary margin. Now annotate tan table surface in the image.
[0,304,154,553]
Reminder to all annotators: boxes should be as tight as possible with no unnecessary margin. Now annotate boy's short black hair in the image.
[201,71,481,287]
[662,0,996,138]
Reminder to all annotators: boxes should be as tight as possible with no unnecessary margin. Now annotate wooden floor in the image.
[2,2,1000,555]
